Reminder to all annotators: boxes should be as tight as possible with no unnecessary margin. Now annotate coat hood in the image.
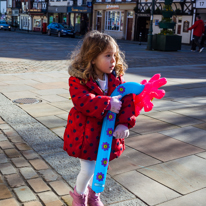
[68,64,118,80]
[68,65,84,79]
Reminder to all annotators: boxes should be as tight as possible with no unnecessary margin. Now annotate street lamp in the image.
[147,0,155,50]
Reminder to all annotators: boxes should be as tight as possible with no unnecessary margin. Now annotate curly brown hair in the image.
[69,30,128,82]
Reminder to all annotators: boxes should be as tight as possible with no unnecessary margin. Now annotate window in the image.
[105,11,122,31]
[97,11,102,17]
[34,19,41,28]
[127,11,133,17]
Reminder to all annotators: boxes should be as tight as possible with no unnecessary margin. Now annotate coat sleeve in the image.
[188,21,198,30]
[69,77,111,119]
[115,93,136,129]
[115,76,136,129]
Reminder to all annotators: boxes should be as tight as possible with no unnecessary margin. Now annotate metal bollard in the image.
[139,32,142,45]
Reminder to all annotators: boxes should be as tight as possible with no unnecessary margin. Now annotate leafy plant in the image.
[155,7,162,14]
[161,17,173,23]
[159,29,174,35]
[175,9,181,14]
[163,5,173,11]
[145,8,151,13]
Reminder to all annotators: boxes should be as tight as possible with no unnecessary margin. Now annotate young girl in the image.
[63,31,137,206]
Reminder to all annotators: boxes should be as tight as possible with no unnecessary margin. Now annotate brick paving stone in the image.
[4,130,19,138]
[0,153,8,164]
[11,157,30,167]
[38,191,64,206]
[0,124,12,130]
[0,118,4,125]
[20,167,38,179]
[38,169,58,182]
[29,159,49,170]
[6,174,25,188]
[15,143,31,151]
[0,141,14,149]
[0,184,13,200]
[0,176,3,183]
[5,148,21,158]
[0,163,16,175]
[14,186,37,202]
[8,135,24,143]
[61,195,73,206]
[0,134,7,142]
[22,150,39,160]
[0,198,19,206]
[24,201,43,206]
[27,177,51,193]
[49,180,72,196]
[194,123,206,131]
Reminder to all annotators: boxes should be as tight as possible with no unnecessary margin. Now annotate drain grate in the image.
[13,98,41,104]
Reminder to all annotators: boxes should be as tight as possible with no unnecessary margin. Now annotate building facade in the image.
[93,0,136,40]
[134,0,194,44]
[0,0,7,20]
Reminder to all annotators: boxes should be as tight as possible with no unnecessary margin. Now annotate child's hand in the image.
[110,95,122,114]
[113,124,129,139]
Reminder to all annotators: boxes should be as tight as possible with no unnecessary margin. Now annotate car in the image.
[0,21,11,31]
[47,23,75,38]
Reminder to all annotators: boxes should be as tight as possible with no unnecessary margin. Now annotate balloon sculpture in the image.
[92,74,167,193]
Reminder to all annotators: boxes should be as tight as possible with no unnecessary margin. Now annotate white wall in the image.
[49,0,69,6]
[153,15,162,34]
[175,15,193,44]
[152,15,192,44]
[104,30,124,39]
[0,1,7,14]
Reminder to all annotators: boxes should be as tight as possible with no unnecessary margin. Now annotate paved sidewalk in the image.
[1,32,206,206]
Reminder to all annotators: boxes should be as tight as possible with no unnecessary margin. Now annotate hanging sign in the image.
[196,0,206,8]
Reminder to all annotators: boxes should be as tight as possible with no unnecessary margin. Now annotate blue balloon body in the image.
[92,82,145,193]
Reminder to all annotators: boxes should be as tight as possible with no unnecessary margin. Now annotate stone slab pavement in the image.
[0,31,206,206]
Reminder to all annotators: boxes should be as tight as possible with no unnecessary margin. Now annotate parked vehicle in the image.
[47,23,75,38]
[0,21,11,31]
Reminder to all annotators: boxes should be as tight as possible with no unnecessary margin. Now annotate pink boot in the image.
[70,186,88,206]
[87,186,104,206]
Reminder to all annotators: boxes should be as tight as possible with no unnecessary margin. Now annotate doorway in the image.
[96,11,102,32]
[127,18,133,40]
[136,16,150,42]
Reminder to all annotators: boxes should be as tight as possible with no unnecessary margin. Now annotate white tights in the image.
[76,159,96,195]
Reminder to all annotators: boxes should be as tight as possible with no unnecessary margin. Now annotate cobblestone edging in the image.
[1,57,206,74]
[0,93,147,206]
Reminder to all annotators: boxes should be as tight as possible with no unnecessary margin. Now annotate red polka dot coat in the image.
[63,70,136,161]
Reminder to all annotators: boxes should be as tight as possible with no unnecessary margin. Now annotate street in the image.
[0,31,206,206]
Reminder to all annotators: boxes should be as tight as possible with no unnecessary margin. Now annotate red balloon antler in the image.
[134,74,167,115]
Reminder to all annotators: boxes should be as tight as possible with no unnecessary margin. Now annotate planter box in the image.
[162,11,174,18]
[152,34,182,51]
[158,22,176,29]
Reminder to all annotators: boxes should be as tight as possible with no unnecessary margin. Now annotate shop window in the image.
[96,0,102,2]
[105,0,111,2]
[70,13,74,27]
[97,11,102,17]
[56,0,61,2]
[34,19,41,28]
[127,11,133,17]
[105,11,122,31]
[50,0,54,2]
[120,12,124,31]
